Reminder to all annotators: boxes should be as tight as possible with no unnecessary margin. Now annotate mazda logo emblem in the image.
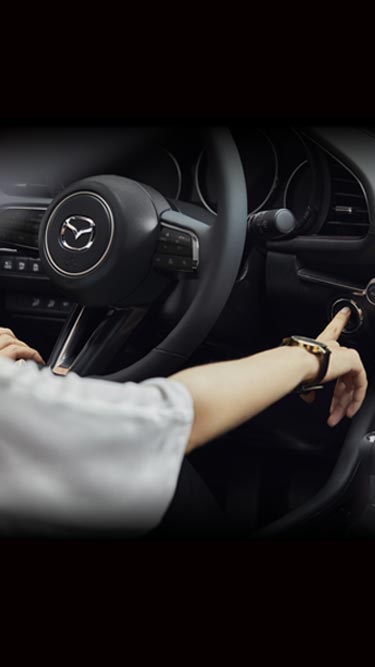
[60,216,96,251]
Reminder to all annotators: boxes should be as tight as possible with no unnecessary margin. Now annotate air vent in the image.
[320,157,369,237]
[0,208,45,248]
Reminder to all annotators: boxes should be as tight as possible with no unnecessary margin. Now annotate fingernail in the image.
[340,307,351,314]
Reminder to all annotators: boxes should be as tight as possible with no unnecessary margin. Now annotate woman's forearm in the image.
[170,345,319,452]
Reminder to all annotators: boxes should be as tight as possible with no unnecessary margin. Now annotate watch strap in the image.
[281,336,331,395]
[312,343,331,385]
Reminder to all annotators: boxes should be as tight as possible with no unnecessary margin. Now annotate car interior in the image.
[1,123,375,540]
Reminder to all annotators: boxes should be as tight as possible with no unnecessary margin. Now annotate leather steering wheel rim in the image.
[104,127,248,382]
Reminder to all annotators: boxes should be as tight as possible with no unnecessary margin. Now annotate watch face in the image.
[292,336,328,352]
[292,336,316,344]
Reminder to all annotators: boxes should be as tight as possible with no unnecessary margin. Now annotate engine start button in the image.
[330,298,364,334]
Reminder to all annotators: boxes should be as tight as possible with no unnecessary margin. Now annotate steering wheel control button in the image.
[330,298,364,334]
[175,235,192,248]
[157,241,192,257]
[155,224,199,273]
[177,257,194,270]
[154,255,177,269]
[159,228,191,246]
[43,191,114,277]
[153,254,194,272]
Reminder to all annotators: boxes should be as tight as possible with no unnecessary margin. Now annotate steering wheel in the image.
[36,127,248,382]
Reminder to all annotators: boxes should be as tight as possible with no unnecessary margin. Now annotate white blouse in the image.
[0,357,194,536]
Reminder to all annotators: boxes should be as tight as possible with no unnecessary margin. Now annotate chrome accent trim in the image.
[0,206,47,211]
[194,148,216,216]
[44,191,114,277]
[160,221,199,270]
[51,306,85,375]
[195,130,279,218]
[246,131,278,216]
[297,269,365,295]
[59,215,96,251]
[164,149,182,200]
[51,306,149,376]
[334,205,354,214]
[283,160,309,209]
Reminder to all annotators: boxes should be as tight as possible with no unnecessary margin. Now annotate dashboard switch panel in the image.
[0,255,45,276]
[5,293,73,317]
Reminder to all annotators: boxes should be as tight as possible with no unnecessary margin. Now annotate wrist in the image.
[280,336,332,390]
[294,346,322,384]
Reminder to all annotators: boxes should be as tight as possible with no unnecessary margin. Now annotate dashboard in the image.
[0,125,371,364]
[0,125,370,244]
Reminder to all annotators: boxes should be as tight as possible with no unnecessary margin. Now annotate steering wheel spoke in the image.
[48,304,149,376]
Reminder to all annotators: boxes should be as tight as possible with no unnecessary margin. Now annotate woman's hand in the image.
[0,327,44,364]
[172,306,369,452]
[303,308,368,427]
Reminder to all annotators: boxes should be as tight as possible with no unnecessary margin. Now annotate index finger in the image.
[317,307,351,343]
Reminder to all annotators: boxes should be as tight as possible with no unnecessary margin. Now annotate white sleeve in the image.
[0,357,194,535]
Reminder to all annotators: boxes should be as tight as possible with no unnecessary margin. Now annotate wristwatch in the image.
[280,335,331,394]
